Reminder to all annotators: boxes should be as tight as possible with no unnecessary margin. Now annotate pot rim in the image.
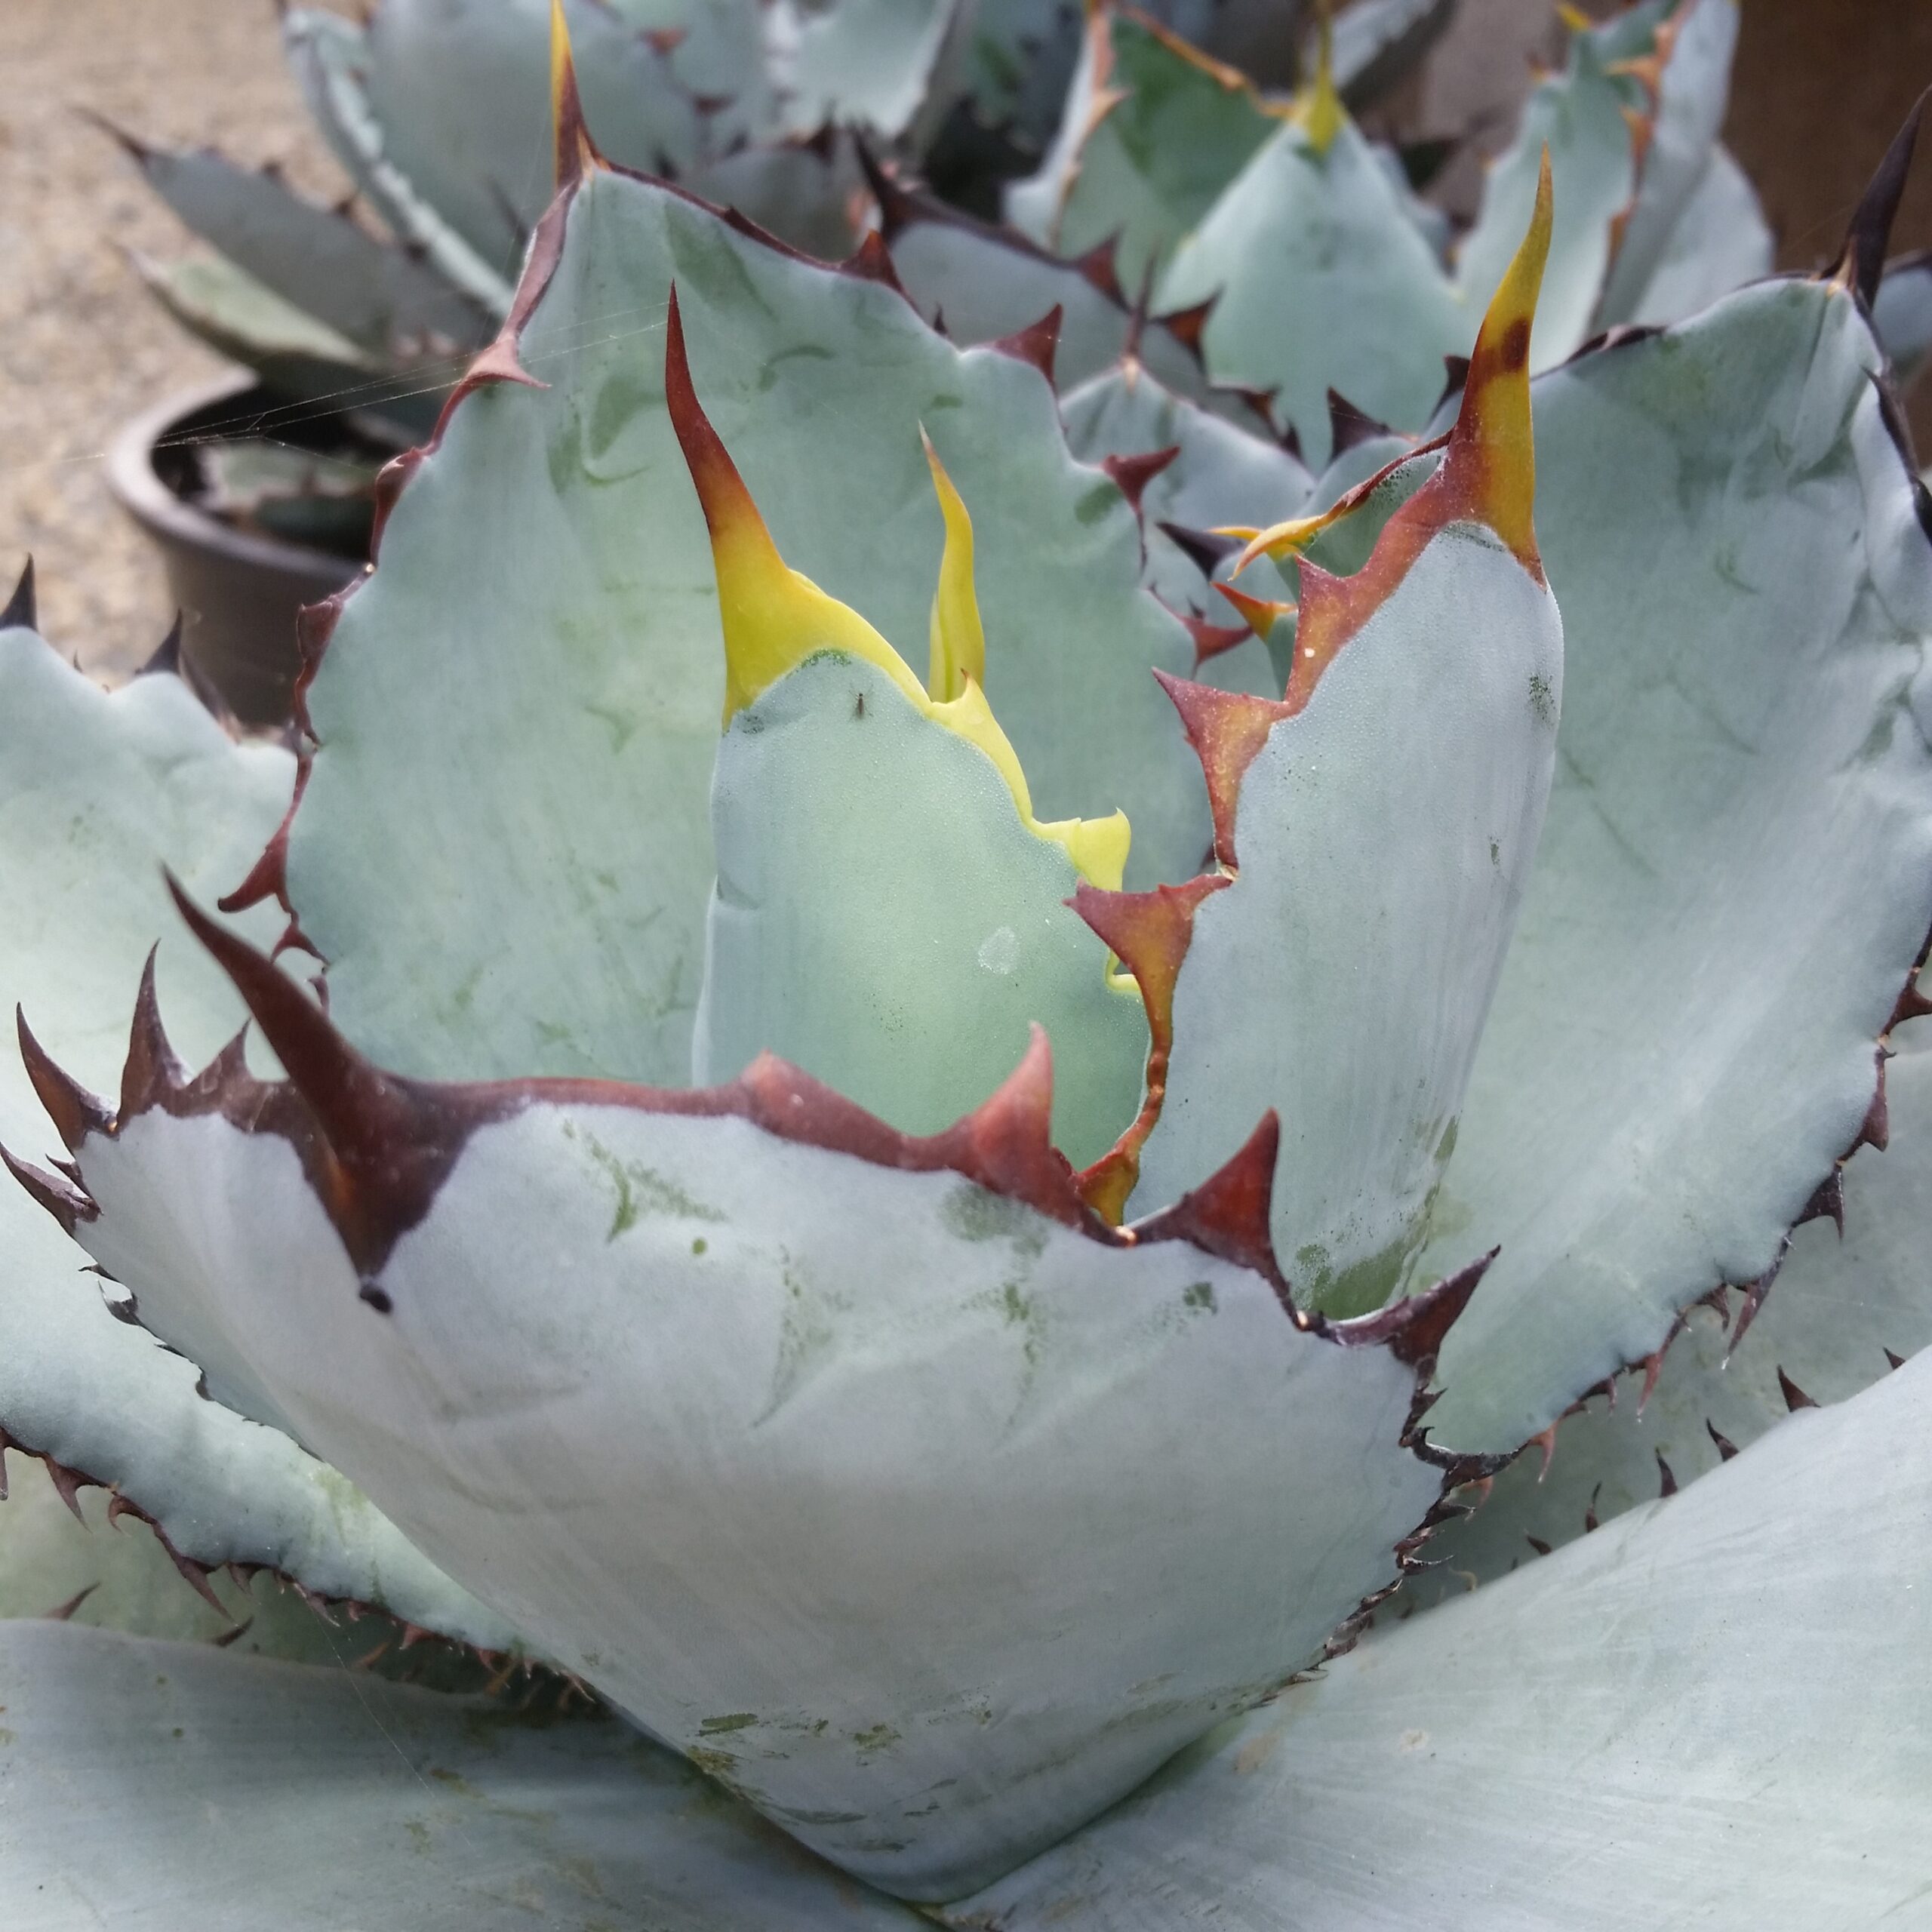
[106,370,374,582]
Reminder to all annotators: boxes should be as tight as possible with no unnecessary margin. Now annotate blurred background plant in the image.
[2,0,1926,697]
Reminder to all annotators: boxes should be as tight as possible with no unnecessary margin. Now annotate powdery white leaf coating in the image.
[69,1093,1440,1900]
[1421,279,1932,1453]
[949,1349,1932,1930]
[1619,143,1773,331]
[697,657,1147,1164]
[0,630,509,1648]
[884,208,1220,400]
[1452,28,1636,371]
[1137,531,1563,1316]
[125,139,491,361]
[1592,0,1741,328]
[1158,114,1467,469]
[289,168,1263,1097]
[1420,989,1932,1588]
[0,1621,925,1930]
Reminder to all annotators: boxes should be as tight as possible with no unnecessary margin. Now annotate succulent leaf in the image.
[131,252,392,414]
[1617,142,1772,330]
[1452,23,1640,371]
[1134,176,1562,1309]
[288,164,1265,1094]
[0,1621,924,1927]
[770,0,971,143]
[113,134,493,361]
[1419,275,1932,1455]
[948,1349,1932,1928]
[51,901,1454,1900]
[875,177,1221,399]
[281,6,519,318]
[1590,0,1743,328]
[1060,359,1314,614]
[1422,985,1932,1586]
[1006,3,1282,291]
[359,0,765,259]
[0,624,508,1649]
[1155,97,1467,467]
[669,326,1146,1158]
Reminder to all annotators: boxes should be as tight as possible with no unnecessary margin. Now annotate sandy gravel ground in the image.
[0,0,1926,673]
[0,0,339,675]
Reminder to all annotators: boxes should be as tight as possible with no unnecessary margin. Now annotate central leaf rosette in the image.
[19,128,1564,1905]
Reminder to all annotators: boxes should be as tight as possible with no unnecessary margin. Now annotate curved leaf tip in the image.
[548,0,606,191]
[663,287,1131,888]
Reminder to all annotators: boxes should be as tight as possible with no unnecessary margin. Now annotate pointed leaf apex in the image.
[989,305,1063,386]
[1155,294,1214,360]
[1172,609,1251,669]
[119,944,188,1120]
[1777,1367,1818,1413]
[663,286,906,724]
[1072,234,1127,307]
[549,0,606,188]
[2,556,35,632]
[137,612,185,679]
[1833,90,1927,309]
[1297,11,1345,153]
[17,1008,112,1152]
[922,429,987,702]
[1443,143,1549,574]
[841,228,911,298]
[1,1143,94,1236]
[924,1026,1097,1232]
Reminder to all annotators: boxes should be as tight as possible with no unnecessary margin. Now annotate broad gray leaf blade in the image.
[1135,190,1561,1315]
[289,164,1260,1095]
[0,1621,924,1930]
[280,5,518,318]
[1420,986,1932,1588]
[1620,142,1772,331]
[0,626,510,1650]
[122,137,491,358]
[1158,110,1466,467]
[57,925,1450,1900]
[949,1349,1932,1930]
[1420,277,1932,1455]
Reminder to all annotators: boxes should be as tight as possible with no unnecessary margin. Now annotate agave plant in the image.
[5,14,1932,1920]
[108,0,1372,560]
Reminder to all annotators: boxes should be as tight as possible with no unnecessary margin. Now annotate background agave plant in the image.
[104,0,1385,562]
[108,0,1869,589]
[4,8,1932,1924]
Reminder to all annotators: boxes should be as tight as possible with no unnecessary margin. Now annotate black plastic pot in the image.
[107,373,367,728]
